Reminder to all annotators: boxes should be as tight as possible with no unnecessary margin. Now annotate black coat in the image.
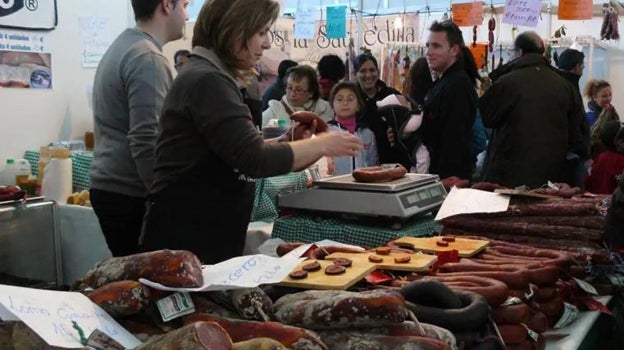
[558,69,590,160]
[356,81,414,168]
[479,54,586,188]
[422,61,477,179]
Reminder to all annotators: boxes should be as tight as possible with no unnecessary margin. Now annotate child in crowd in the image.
[327,82,379,175]
[585,120,624,194]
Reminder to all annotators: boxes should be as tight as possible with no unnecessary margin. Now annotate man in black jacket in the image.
[422,21,477,179]
[480,32,587,188]
[556,48,590,187]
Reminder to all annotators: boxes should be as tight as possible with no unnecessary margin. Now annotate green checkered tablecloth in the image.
[24,149,307,220]
[272,214,441,248]
[24,150,93,192]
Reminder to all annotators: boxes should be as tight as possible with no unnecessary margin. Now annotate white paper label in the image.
[605,273,624,287]
[574,277,598,295]
[554,302,579,329]
[521,323,539,342]
[156,292,195,322]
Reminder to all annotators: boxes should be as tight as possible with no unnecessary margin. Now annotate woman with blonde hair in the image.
[140,0,362,264]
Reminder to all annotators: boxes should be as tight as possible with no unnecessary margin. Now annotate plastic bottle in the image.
[3,158,32,185]
[41,148,73,203]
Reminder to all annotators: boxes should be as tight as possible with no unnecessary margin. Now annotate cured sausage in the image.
[227,287,274,321]
[302,261,321,271]
[436,241,450,247]
[491,303,531,325]
[400,279,464,309]
[191,294,240,319]
[437,267,530,290]
[319,333,451,350]
[420,275,509,307]
[288,270,308,279]
[232,338,288,350]
[331,258,352,267]
[405,291,490,332]
[352,164,407,183]
[394,256,411,263]
[134,321,233,350]
[273,289,408,330]
[375,247,391,255]
[368,255,384,263]
[184,313,328,350]
[87,280,151,317]
[276,242,306,257]
[310,246,365,260]
[324,265,346,275]
[80,249,203,289]
[497,324,529,345]
[290,111,329,134]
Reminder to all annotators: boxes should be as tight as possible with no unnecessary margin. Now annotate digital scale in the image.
[278,173,447,220]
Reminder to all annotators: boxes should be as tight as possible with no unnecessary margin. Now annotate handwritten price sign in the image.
[503,0,541,27]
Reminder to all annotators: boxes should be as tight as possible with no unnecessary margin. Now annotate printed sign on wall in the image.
[0,29,52,88]
[0,0,57,30]
[503,0,542,27]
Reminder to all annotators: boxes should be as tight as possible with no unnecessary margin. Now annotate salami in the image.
[324,265,346,275]
[184,314,328,350]
[400,279,463,309]
[302,261,321,272]
[491,303,531,325]
[441,215,603,241]
[290,111,329,134]
[87,280,151,317]
[319,333,451,350]
[405,291,490,332]
[191,294,240,319]
[232,338,288,350]
[289,270,309,279]
[80,250,203,289]
[273,289,408,330]
[134,321,233,350]
[352,164,407,183]
[368,255,384,263]
[227,287,274,321]
[375,246,391,255]
[420,275,509,307]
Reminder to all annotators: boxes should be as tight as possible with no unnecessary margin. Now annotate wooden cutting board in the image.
[325,252,437,272]
[279,258,376,290]
[392,236,489,257]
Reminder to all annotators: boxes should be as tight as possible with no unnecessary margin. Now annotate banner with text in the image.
[558,0,593,20]
[452,1,484,27]
[0,0,57,30]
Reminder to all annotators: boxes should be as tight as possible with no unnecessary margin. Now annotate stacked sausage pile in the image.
[440,193,610,254]
[1,249,469,349]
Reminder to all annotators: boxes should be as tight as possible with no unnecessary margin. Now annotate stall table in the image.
[272,213,441,248]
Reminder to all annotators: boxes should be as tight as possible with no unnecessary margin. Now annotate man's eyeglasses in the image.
[286,87,308,95]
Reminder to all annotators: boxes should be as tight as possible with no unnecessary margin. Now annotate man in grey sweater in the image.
[90,0,189,257]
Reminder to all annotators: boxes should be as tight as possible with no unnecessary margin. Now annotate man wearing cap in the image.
[557,48,590,187]
[480,32,586,188]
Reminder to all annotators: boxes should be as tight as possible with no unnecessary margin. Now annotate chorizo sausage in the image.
[319,332,451,350]
[227,287,274,321]
[497,324,528,345]
[290,111,329,134]
[87,280,151,317]
[185,313,328,350]
[421,275,509,307]
[273,289,408,330]
[352,164,407,183]
[491,303,531,325]
[80,249,203,289]
[405,290,490,331]
[134,321,233,350]
[437,268,530,290]
[400,279,463,309]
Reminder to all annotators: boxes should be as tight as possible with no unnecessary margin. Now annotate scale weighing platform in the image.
[278,173,446,219]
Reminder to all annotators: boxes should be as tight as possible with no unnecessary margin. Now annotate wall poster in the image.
[0,29,52,88]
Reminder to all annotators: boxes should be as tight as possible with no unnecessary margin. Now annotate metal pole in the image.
[357,0,363,54]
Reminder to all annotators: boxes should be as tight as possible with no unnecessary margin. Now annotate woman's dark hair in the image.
[409,57,433,106]
[174,49,190,65]
[286,65,321,101]
[328,81,364,111]
[318,54,346,81]
[277,59,298,80]
[353,53,378,72]
[601,120,624,150]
